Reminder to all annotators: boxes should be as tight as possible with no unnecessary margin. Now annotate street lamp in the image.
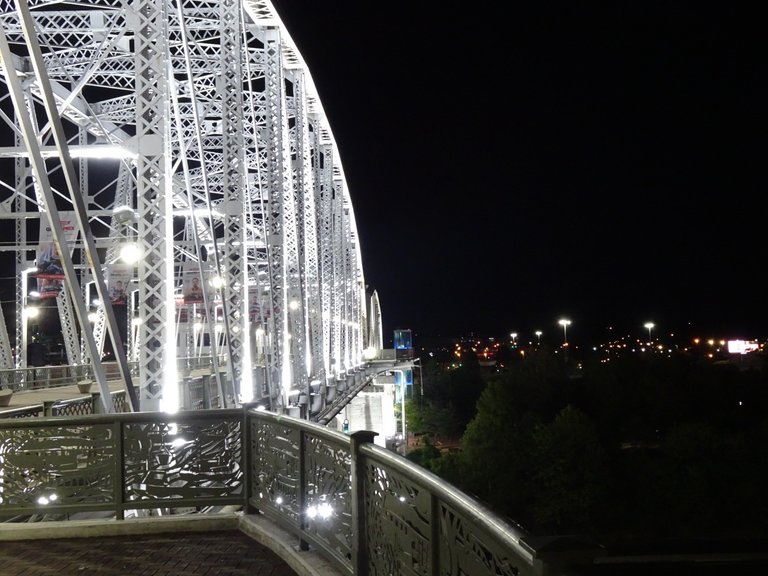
[644,322,655,342]
[535,330,542,345]
[558,319,571,347]
[510,332,518,346]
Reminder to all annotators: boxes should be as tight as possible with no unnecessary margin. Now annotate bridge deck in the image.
[0,380,127,415]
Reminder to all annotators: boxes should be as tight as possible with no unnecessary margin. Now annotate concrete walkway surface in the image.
[0,513,343,576]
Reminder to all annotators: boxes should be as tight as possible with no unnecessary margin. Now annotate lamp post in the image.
[20,266,39,369]
[644,322,654,343]
[535,330,542,345]
[558,319,571,347]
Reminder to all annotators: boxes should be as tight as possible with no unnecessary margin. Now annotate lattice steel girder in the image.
[314,140,334,381]
[262,25,288,405]
[133,0,173,410]
[0,0,372,412]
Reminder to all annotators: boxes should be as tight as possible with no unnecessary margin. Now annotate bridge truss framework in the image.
[0,0,382,413]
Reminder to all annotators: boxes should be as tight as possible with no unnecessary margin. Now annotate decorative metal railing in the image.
[0,389,132,420]
[0,358,220,393]
[0,408,539,576]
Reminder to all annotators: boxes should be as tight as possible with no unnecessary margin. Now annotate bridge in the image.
[4,3,755,575]
[0,2,560,575]
[0,0,388,418]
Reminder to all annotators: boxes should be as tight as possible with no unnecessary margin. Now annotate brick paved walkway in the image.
[0,531,299,575]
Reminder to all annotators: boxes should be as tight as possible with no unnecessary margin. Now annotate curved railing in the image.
[0,408,539,576]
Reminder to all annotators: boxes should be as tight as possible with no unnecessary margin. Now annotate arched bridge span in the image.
[0,0,383,414]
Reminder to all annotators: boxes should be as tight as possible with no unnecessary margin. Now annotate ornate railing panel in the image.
[358,445,536,576]
[0,410,244,519]
[123,416,243,504]
[248,412,354,569]
[0,419,116,518]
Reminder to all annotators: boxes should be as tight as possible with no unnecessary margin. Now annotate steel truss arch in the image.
[0,0,371,414]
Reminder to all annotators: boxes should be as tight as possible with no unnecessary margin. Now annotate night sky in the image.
[271,1,764,345]
[0,3,762,349]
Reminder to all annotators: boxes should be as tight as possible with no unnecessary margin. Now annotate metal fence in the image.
[0,408,540,576]
[0,357,220,393]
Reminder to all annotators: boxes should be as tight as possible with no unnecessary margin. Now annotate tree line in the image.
[405,344,768,546]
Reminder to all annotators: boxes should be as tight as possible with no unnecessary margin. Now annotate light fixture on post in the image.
[558,319,571,364]
[20,266,39,368]
[119,242,142,265]
[644,322,655,343]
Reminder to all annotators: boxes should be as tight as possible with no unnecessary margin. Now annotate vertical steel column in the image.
[295,76,324,393]
[132,0,172,411]
[220,0,246,402]
[263,27,289,407]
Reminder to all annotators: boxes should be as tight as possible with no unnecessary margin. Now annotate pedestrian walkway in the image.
[0,513,342,576]
[0,530,297,575]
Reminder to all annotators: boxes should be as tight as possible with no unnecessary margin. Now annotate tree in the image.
[529,405,608,534]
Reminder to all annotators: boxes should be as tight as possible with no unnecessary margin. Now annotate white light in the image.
[37,496,49,505]
[306,502,334,519]
[255,328,265,337]
[317,502,333,518]
[210,276,225,289]
[289,300,300,311]
[131,317,143,326]
[91,299,102,307]
[120,242,142,264]
[24,306,39,319]
[275,496,284,505]
[28,290,40,298]
[172,208,224,218]
[87,312,99,323]
[255,404,267,411]
[68,145,136,159]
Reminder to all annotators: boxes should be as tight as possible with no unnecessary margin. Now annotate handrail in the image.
[0,358,223,393]
[0,407,541,576]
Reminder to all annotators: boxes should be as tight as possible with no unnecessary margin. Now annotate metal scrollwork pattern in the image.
[438,502,524,576]
[302,432,353,563]
[249,418,301,525]
[123,419,242,501]
[0,422,115,507]
[365,462,433,576]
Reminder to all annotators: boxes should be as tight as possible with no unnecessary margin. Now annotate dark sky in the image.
[271,1,764,345]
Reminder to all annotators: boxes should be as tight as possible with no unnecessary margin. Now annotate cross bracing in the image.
[0,0,377,414]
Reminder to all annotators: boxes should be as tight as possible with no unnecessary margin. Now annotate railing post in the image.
[298,428,309,550]
[114,418,125,520]
[350,430,377,576]
[242,403,259,514]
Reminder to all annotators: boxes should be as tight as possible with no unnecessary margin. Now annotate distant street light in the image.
[510,332,518,345]
[558,319,571,347]
[644,322,655,342]
[535,330,542,344]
